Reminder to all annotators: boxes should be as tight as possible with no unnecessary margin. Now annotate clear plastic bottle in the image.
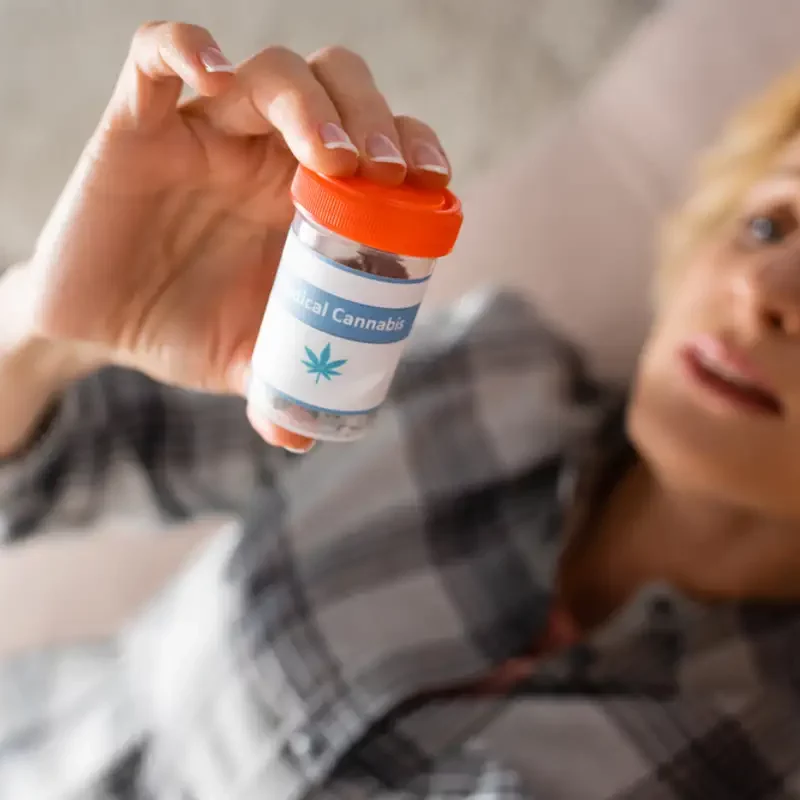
[247,166,463,442]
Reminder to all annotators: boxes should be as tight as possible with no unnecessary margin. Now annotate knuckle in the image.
[243,45,307,79]
[258,45,304,66]
[132,20,208,49]
[132,20,168,44]
[309,45,369,73]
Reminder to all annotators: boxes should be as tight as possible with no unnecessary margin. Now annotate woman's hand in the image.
[20,22,451,449]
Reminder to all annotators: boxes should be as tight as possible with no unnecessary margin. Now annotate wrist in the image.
[0,264,101,459]
[0,262,102,385]
[3,334,97,390]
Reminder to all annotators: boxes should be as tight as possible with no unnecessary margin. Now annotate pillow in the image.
[426,0,800,384]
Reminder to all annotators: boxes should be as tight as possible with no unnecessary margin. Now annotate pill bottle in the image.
[247,166,463,442]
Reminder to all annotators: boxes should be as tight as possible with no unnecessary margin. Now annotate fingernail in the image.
[411,141,449,175]
[365,133,406,166]
[284,442,316,455]
[319,123,359,154]
[200,46,236,74]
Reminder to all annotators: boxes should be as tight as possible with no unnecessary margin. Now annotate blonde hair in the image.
[659,66,800,295]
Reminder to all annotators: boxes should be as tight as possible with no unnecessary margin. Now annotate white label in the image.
[251,232,430,415]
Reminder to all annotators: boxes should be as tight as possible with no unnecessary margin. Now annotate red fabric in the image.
[477,605,581,694]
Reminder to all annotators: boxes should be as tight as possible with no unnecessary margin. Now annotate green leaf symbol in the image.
[302,343,348,384]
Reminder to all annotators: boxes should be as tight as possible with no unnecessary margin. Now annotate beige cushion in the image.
[427,0,800,384]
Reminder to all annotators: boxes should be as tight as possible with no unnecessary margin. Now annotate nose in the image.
[734,255,800,337]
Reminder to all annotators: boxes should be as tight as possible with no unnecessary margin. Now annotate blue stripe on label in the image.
[277,274,420,344]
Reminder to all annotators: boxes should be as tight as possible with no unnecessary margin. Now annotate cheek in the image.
[657,252,722,319]
[632,256,731,432]
[648,255,739,368]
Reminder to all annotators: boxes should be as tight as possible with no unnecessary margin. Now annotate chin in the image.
[626,376,800,519]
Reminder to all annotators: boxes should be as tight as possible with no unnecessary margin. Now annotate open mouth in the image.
[680,339,783,416]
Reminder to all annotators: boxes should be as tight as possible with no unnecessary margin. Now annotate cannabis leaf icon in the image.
[302,343,348,384]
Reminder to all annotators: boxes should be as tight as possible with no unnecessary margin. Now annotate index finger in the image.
[186,46,361,178]
[104,22,235,131]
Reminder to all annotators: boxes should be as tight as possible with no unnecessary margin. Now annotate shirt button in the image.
[650,596,674,619]
[294,732,324,761]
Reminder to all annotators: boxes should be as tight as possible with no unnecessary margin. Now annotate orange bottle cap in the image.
[291,166,463,259]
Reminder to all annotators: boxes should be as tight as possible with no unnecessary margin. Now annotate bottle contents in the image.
[339,252,409,280]
[247,166,463,443]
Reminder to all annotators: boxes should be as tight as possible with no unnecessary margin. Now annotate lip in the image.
[678,336,784,417]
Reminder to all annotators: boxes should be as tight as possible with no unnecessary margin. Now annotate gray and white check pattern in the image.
[2,291,800,799]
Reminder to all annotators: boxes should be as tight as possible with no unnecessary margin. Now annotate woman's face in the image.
[630,134,800,518]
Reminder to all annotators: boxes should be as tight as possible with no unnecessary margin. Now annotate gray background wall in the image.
[0,0,655,262]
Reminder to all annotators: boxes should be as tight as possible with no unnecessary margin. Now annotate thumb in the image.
[103,22,236,131]
[226,361,252,396]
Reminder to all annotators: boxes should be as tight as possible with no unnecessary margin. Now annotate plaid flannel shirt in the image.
[2,291,800,800]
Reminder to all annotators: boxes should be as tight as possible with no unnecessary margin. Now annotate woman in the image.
[2,20,800,799]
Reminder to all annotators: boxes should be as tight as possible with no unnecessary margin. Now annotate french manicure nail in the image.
[365,133,406,166]
[319,122,359,154]
[412,141,449,175]
[200,46,236,73]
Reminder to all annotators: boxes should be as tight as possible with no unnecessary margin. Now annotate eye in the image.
[744,206,798,245]
[749,216,781,243]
